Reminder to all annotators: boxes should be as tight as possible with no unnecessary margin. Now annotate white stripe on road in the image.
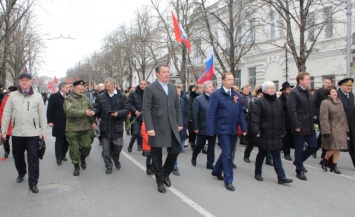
[121,151,215,217]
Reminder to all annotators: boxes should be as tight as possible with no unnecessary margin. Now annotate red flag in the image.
[53,76,58,84]
[47,82,53,89]
[172,12,192,53]
[88,83,92,89]
[67,77,72,83]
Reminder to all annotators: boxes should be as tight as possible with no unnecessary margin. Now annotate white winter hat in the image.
[262,81,275,92]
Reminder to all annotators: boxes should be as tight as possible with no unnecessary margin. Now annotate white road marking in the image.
[121,151,215,217]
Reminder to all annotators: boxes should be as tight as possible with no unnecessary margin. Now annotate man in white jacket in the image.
[1,73,47,193]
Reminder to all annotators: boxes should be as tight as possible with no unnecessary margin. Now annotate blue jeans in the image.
[173,140,185,170]
[192,134,216,167]
[213,134,238,185]
[255,148,286,179]
[294,133,318,172]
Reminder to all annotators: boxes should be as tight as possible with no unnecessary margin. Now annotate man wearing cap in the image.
[1,73,47,193]
[337,78,355,168]
[279,81,294,161]
[47,82,70,166]
[64,80,96,176]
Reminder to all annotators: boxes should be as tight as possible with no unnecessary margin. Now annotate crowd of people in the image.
[1,67,355,194]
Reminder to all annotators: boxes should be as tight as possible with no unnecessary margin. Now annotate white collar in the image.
[108,89,117,97]
[222,86,231,93]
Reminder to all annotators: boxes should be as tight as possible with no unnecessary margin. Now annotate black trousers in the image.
[282,129,294,155]
[128,120,142,148]
[151,135,180,184]
[12,136,40,187]
[3,135,10,153]
[188,122,197,144]
[55,136,69,161]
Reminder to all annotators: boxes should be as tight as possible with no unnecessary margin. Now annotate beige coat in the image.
[320,97,349,150]
[1,89,47,137]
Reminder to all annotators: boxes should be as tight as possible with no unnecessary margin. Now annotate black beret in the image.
[19,73,32,80]
[8,86,17,92]
[337,78,354,86]
[73,80,85,86]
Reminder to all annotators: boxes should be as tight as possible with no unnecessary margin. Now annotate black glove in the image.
[323,134,330,139]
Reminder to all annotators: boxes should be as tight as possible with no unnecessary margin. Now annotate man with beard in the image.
[279,82,294,161]
[127,80,147,152]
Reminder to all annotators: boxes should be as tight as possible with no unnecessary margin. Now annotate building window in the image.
[235,69,242,88]
[273,80,279,91]
[324,7,333,39]
[310,76,315,89]
[249,67,256,88]
[249,18,256,42]
[308,11,315,42]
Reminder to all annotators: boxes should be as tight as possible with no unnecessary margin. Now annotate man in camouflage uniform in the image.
[64,80,96,176]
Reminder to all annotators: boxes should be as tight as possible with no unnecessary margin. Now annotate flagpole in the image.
[186,49,198,81]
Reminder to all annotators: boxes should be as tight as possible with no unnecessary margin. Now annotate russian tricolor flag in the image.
[172,12,192,53]
[198,47,214,84]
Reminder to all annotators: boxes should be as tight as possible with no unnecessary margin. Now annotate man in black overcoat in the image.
[47,82,70,165]
[337,78,355,168]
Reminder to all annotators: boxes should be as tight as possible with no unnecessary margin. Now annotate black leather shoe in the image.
[278,177,293,184]
[127,145,132,153]
[293,161,307,173]
[80,156,86,169]
[244,158,250,163]
[320,158,327,171]
[16,175,24,183]
[115,161,121,169]
[332,163,341,174]
[172,169,180,176]
[265,160,273,166]
[164,175,171,187]
[255,174,263,181]
[137,146,142,151]
[191,158,196,166]
[146,165,153,175]
[73,164,80,176]
[30,186,39,194]
[62,156,68,161]
[106,168,112,174]
[225,184,235,191]
[206,164,214,170]
[296,172,307,181]
[211,171,224,181]
[158,184,166,193]
[284,155,293,161]
[57,159,62,166]
[232,164,237,169]
[4,152,9,158]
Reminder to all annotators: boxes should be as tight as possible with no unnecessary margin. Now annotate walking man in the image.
[1,73,47,193]
[207,72,247,191]
[94,78,129,174]
[287,71,318,181]
[64,80,96,176]
[47,82,70,165]
[191,80,216,169]
[143,64,183,193]
[127,80,147,152]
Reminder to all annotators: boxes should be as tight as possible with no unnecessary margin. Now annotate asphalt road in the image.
[1,127,355,217]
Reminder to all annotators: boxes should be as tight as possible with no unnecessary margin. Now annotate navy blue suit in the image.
[207,87,247,185]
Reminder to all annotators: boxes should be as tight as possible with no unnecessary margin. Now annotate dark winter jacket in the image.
[206,87,247,135]
[47,92,67,137]
[241,93,251,114]
[187,91,199,121]
[279,92,291,130]
[337,88,355,152]
[313,87,326,119]
[94,89,130,138]
[287,85,315,135]
[179,96,188,140]
[251,93,285,150]
[192,93,210,135]
[128,85,144,122]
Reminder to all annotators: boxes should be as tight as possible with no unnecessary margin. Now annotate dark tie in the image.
[62,93,66,99]
[227,90,231,96]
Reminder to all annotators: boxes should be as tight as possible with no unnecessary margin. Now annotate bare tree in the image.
[260,0,346,72]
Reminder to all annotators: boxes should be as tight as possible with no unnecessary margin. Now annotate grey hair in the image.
[203,80,213,89]
[104,77,115,85]
[262,81,275,92]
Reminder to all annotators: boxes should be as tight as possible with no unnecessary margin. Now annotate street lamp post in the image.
[346,0,352,78]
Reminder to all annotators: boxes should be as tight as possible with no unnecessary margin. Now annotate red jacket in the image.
[141,122,151,152]
[0,94,12,135]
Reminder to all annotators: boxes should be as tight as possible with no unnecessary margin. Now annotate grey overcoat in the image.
[143,80,183,147]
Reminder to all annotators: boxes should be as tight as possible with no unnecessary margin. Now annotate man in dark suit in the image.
[337,78,355,168]
[206,72,247,191]
[47,82,70,165]
[143,64,183,193]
